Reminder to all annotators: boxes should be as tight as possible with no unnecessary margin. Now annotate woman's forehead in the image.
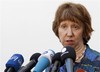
[60,19,83,26]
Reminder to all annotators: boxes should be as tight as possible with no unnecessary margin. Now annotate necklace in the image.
[75,45,86,63]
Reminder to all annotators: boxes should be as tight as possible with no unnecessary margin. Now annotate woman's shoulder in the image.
[89,48,100,61]
[85,44,100,61]
[93,50,100,61]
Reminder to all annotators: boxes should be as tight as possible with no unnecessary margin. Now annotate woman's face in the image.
[58,20,84,49]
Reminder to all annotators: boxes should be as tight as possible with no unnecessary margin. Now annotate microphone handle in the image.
[18,66,31,72]
[65,58,73,72]
[50,61,61,72]
[18,60,36,72]
[24,59,36,70]
[4,67,16,72]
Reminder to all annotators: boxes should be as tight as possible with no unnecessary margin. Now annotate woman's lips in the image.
[65,40,74,45]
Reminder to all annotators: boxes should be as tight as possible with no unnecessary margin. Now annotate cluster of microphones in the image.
[4,46,85,72]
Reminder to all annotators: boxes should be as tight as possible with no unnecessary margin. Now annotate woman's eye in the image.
[60,24,67,29]
[62,25,66,28]
[73,25,80,30]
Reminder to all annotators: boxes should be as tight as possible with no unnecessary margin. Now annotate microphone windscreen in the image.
[33,57,50,72]
[33,49,55,72]
[52,52,64,66]
[6,54,24,71]
[30,53,41,62]
[61,46,76,62]
[39,49,55,64]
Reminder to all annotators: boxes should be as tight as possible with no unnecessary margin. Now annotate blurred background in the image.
[0,0,100,71]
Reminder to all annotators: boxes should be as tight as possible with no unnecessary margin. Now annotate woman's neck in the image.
[75,41,85,53]
[75,45,85,54]
[75,43,86,62]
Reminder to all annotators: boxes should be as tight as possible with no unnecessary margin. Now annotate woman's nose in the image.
[66,27,73,37]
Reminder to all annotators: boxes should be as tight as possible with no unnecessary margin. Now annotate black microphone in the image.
[5,67,15,72]
[50,52,64,72]
[61,46,76,72]
[4,54,24,72]
[18,53,41,72]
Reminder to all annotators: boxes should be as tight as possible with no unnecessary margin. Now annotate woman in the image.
[46,2,100,72]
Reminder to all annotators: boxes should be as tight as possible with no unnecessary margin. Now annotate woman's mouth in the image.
[64,40,74,45]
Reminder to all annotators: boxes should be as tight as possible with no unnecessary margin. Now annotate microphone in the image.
[61,46,76,72]
[18,53,41,72]
[33,49,55,72]
[50,52,64,72]
[4,54,24,72]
